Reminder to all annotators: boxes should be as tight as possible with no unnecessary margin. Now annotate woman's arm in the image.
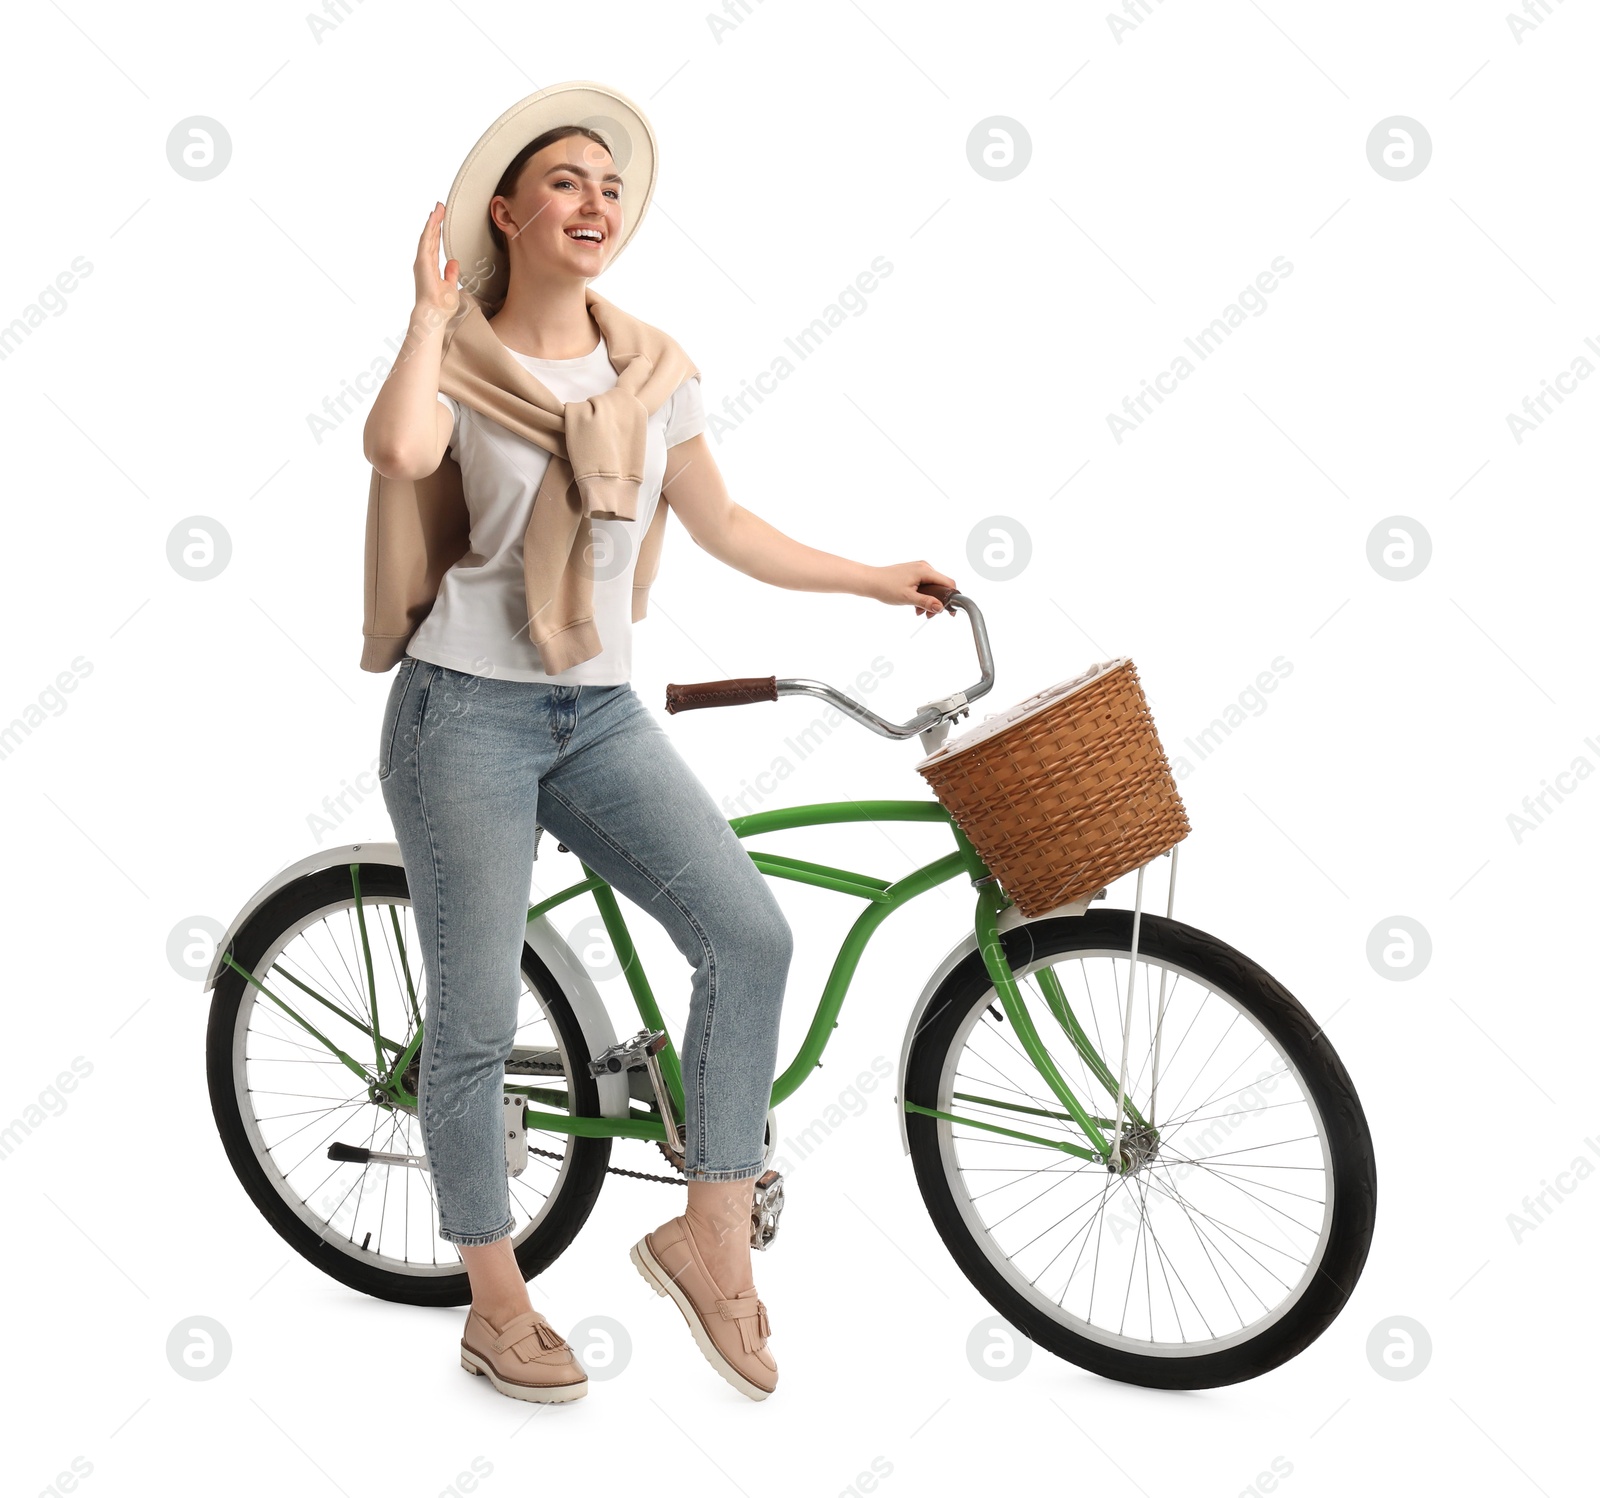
[362,202,459,480]
[661,433,958,616]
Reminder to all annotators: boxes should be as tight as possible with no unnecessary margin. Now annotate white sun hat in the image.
[440,80,659,311]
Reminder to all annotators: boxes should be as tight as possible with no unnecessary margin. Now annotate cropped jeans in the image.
[377,655,793,1246]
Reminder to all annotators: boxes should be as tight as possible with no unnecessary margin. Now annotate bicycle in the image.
[203,587,1376,1389]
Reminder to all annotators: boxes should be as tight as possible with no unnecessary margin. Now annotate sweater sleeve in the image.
[663,375,706,448]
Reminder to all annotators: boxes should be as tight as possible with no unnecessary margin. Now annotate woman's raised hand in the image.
[413,201,460,324]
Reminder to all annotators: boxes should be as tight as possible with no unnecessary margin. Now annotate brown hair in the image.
[487,125,615,261]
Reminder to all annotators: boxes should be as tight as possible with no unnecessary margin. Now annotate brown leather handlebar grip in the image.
[664,675,779,714]
[916,582,958,609]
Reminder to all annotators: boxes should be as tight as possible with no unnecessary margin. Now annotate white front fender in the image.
[204,841,632,1120]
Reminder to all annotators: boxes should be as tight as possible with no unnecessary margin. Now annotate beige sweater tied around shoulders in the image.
[360,286,699,675]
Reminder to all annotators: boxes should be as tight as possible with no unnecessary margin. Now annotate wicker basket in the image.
[915,657,1189,917]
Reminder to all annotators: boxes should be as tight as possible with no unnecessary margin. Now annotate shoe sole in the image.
[459,1345,588,1403]
[629,1236,775,1401]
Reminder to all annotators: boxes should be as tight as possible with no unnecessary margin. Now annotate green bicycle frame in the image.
[222,800,1147,1169]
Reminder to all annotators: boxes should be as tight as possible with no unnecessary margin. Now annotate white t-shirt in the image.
[405,337,706,685]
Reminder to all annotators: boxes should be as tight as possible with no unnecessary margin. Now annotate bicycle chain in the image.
[524,1139,684,1187]
[509,1055,685,1185]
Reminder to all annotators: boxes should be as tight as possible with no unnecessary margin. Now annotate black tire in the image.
[206,862,612,1306]
[904,910,1377,1388]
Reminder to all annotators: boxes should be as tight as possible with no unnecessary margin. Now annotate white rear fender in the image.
[205,842,632,1120]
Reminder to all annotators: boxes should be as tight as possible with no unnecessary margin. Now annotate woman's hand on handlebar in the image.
[864,561,959,617]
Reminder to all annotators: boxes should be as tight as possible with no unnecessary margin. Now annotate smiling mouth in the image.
[564,227,605,244]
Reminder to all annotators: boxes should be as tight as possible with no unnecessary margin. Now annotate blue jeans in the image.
[377,655,794,1246]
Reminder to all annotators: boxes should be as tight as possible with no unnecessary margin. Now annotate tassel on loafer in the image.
[630,1215,778,1400]
[459,1306,589,1403]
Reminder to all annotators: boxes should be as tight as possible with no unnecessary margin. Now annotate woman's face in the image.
[490,135,623,282]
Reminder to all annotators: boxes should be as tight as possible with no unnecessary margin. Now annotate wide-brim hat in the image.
[441,80,658,312]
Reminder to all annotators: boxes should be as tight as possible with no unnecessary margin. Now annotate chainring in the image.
[655,1134,686,1172]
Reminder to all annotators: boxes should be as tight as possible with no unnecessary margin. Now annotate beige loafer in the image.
[630,1215,777,1400]
[459,1306,588,1403]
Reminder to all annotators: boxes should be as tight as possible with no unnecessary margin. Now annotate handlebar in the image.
[663,583,995,743]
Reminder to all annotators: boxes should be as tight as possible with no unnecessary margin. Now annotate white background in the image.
[3,2,1595,1495]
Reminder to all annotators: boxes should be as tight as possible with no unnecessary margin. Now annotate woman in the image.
[362,83,955,1405]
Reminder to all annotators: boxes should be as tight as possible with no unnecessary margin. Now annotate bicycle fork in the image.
[969,851,1178,1174]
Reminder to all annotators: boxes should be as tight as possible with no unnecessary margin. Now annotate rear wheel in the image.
[904,910,1376,1388]
[205,862,611,1306]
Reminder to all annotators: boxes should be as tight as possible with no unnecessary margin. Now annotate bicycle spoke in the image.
[979,1155,1105,1236]
[1162,1093,1305,1132]
[1158,1008,1244,1125]
[1183,1160,1327,1207]
[1143,978,1215,1105]
[1166,1156,1325,1248]
[1158,1032,1276,1134]
[964,1154,1101,1204]
[1138,1179,1209,1342]
[1144,1164,1300,1294]
[259,1091,370,1156]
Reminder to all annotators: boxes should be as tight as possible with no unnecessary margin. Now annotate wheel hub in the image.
[1108,1124,1160,1175]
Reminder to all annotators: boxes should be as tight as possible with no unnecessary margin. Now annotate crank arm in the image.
[590,1028,683,1156]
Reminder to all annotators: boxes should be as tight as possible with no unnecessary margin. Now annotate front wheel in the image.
[903,910,1376,1388]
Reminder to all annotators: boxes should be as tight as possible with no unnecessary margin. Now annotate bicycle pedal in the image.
[751,1168,784,1251]
[587,1028,668,1076]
